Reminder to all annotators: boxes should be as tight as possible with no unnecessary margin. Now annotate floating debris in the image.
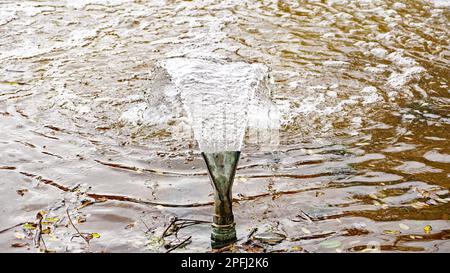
[254,232,286,245]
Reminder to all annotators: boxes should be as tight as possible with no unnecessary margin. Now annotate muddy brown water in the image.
[0,0,449,252]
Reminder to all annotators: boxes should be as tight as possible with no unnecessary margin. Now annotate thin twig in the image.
[176,218,211,224]
[40,236,48,252]
[161,217,177,238]
[289,231,336,242]
[247,228,258,241]
[33,214,48,252]
[35,230,40,248]
[140,218,151,233]
[297,209,314,223]
[166,236,192,253]
[0,222,28,234]
[66,209,90,245]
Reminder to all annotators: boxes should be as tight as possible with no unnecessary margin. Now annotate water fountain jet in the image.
[162,57,277,248]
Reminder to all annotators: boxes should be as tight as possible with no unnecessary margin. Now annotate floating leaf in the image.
[14,232,25,240]
[411,202,428,209]
[291,246,303,252]
[356,142,370,146]
[0,81,22,86]
[36,210,47,220]
[11,242,29,248]
[383,230,400,235]
[22,223,37,230]
[301,227,311,234]
[43,217,59,225]
[41,227,51,234]
[368,194,378,200]
[423,225,432,234]
[399,223,410,230]
[254,232,286,245]
[44,217,59,223]
[320,240,342,249]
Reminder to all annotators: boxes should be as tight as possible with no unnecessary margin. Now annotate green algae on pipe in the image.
[202,151,240,249]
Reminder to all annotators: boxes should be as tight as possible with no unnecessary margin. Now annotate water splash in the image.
[164,57,276,152]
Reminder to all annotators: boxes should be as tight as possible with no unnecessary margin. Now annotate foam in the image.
[163,57,274,152]
[430,0,450,8]
[66,0,131,9]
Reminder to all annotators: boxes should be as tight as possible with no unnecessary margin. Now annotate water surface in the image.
[0,0,449,252]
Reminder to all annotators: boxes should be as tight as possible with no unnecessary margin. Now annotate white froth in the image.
[66,0,131,9]
[430,0,450,8]
[163,58,275,152]
[387,66,425,89]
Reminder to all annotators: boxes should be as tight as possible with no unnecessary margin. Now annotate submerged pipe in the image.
[202,151,240,249]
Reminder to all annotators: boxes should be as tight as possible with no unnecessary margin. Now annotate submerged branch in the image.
[0,222,28,234]
[166,236,192,253]
[66,209,90,245]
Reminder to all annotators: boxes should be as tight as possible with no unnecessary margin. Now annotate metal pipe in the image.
[202,151,240,249]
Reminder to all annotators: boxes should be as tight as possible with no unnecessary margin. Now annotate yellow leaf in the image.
[369,194,378,200]
[91,233,101,239]
[22,223,37,230]
[14,232,25,240]
[383,230,400,235]
[411,202,428,209]
[0,81,21,85]
[44,217,59,223]
[423,225,432,234]
[291,246,303,251]
[38,210,47,217]
[41,227,51,234]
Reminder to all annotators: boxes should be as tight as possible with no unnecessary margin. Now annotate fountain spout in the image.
[202,151,240,248]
